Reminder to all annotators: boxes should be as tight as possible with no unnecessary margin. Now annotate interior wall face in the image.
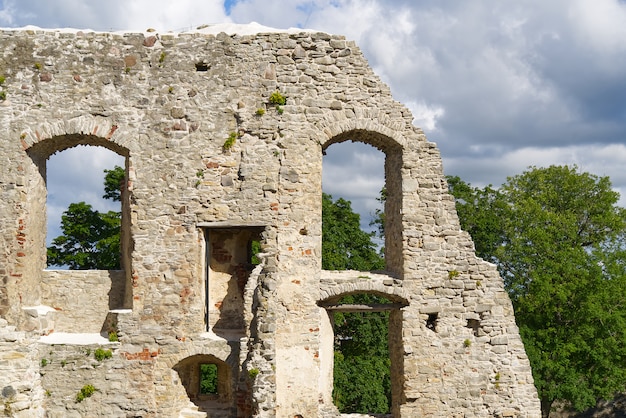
[0,28,541,418]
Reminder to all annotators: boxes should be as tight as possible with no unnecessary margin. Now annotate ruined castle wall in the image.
[0,27,540,417]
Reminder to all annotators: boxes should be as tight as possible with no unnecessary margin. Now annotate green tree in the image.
[102,165,125,201]
[322,193,384,271]
[47,166,124,269]
[322,193,389,413]
[448,166,626,417]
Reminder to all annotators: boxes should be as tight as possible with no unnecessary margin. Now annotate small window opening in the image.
[426,313,438,332]
[195,62,209,71]
[200,363,218,396]
[174,355,233,413]
[466,318,481,337]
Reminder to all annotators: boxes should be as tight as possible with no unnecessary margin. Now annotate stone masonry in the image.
[0,26,541,417]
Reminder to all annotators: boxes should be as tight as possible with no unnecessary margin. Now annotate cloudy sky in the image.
[2,0,626,242]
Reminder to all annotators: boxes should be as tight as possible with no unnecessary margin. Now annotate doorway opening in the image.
[321,293,405,415]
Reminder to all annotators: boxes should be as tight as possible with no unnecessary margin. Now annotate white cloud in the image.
[444,143,626,206]
[406,101,445,131]
[0,0,229,31]
[568,0,626,53]
[323,141,385,230]
[0,1,15,25]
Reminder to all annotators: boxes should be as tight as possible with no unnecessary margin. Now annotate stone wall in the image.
[41,270,125,333]
[0,26,541,417]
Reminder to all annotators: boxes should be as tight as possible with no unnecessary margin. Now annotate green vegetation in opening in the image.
[322,193,384,271]
[47,165,124,269]
[322,192,389,414]
[250,240,262,265]
[333,294,391,414]
[200,363,218,395]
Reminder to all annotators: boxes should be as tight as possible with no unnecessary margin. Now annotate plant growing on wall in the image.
[0,75,5,101]
[268,91,286,106]
[94,348,112,361]
[75,385,97,402]
[223,132,238,150]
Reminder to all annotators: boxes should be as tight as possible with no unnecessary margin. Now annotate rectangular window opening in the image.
[201,224,265,334]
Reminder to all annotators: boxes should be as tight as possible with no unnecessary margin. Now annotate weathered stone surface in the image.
[0,27,540,417]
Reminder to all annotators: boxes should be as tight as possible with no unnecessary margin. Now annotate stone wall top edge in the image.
[0,25,343,42]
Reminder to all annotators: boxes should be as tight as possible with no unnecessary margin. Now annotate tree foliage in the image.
[332,294,391,413]
[448,166,626,417]
[322,193,389,413]
[47,166,124,269]
[200,363,218,395]
[102,165,125,202]
[322,193,384,271]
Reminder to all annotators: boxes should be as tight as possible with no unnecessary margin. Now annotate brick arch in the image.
[21,115,131,158]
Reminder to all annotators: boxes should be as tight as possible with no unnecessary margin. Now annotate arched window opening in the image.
[25,136,132,333]
[322,132,403,276]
